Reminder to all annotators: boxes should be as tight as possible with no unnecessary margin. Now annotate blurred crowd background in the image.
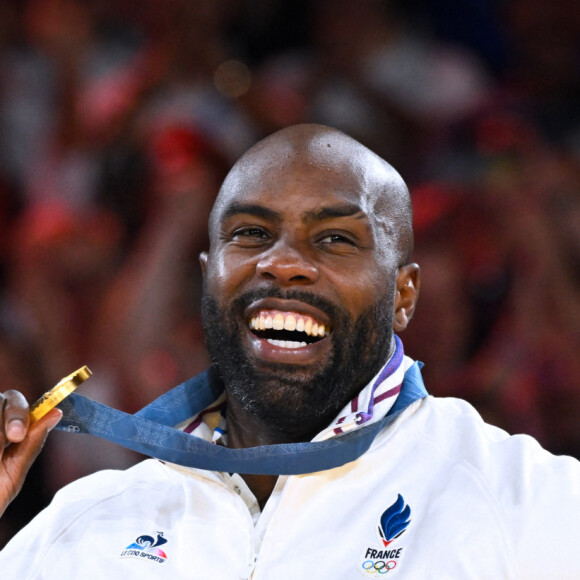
[1,0,579,546]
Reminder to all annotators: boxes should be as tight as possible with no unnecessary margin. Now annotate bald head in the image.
[210,124,414,263]
[200,124,420,428]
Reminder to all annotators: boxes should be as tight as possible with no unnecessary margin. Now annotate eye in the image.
[234,227,266,237]
[230,226,270,245]
[318,233,356,246]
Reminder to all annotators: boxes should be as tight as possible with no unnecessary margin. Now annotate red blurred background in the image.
[1,0,579,545]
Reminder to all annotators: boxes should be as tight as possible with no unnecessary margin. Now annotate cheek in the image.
[213,259,231,289]
[205,250,256,297]
[331,270,395,318]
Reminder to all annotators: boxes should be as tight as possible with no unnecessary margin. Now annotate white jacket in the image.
[2,394,579,579]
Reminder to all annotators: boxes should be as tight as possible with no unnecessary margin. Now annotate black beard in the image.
[201,287,395,436]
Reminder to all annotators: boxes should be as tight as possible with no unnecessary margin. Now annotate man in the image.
[0,124,579,578]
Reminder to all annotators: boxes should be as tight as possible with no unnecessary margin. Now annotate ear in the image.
[393,263,420,332]
[199,251,208,276]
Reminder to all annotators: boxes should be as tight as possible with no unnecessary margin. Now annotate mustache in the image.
[210,286,348,325]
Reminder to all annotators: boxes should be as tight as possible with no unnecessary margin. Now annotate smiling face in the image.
[200,125,419,434]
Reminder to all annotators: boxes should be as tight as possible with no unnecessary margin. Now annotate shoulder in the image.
[43,459,175,520]
[0,460,172,558]
[50,459,169,502]
[0,459,182,578]
[403,395,580,485]
[417,395,578,466]
[395,395,580,575]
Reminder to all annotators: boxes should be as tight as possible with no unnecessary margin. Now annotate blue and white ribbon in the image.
[56,362,427,475]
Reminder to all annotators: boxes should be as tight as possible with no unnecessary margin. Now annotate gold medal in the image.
[29,366,92,422]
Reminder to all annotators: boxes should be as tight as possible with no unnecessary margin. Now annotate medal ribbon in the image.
[55,362,427,475]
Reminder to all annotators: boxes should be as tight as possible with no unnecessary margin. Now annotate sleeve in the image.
[0,468,124,578]
[491,434,580,579]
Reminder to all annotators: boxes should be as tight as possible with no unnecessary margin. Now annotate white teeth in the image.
[266,339,307,349]
[284,315,297,331]
[249,313,329,338]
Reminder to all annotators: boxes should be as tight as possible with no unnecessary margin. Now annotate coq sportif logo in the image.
[358,494,411,576]
[120,531,168,564]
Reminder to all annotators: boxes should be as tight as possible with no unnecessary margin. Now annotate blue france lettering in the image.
[365,547,402,559]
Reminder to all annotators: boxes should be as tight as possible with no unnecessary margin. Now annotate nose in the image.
[256,240,319,286]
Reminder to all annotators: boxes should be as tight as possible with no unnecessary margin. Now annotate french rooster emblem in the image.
[125,532,168,558]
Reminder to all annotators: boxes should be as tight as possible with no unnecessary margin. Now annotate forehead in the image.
[214,134,395,222]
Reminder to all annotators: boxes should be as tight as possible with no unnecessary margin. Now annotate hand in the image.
[0,392,62,518]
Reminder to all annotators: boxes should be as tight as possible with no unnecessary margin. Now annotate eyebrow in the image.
[220,201,366,224]
[221,202,282,223]
[303,202,365,223]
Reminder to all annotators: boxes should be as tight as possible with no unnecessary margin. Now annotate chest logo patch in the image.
[359,494,411,576]
[120,531,168,564]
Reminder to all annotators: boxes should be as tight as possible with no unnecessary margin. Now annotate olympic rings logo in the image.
[361,560,397,574]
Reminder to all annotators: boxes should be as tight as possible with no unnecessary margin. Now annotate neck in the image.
[224,393,337,509]
[221,341,397,506]
[225,394,333,448]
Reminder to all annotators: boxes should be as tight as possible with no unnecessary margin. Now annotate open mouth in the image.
[249,310,330,349]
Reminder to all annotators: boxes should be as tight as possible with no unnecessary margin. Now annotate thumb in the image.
[1,409,62,512]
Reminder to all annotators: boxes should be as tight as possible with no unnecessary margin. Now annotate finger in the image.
[0,408,61,515]
[1,390,31,444]
[5,408,61,465]
[32,407,63,434]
